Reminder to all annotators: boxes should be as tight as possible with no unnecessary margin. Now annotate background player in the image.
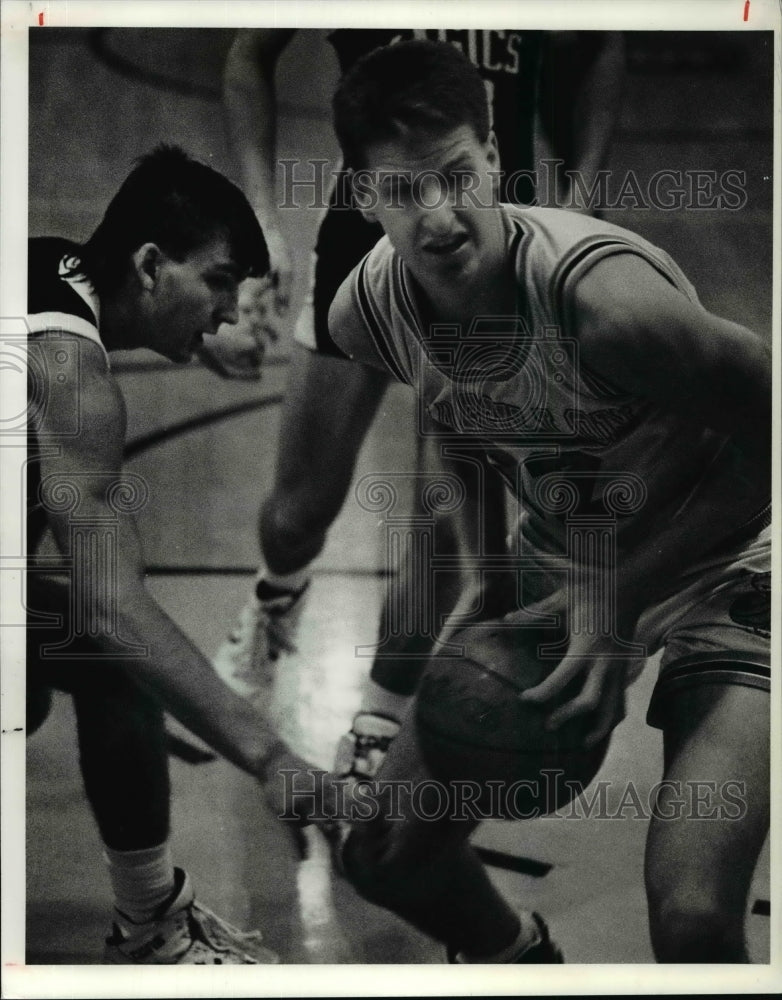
[324,40,771,964]
[26,145,341,964]
[209,28,627,775]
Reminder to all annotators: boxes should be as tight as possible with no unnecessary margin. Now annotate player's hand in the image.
[519,633,631,748]
[262,748,350,861]
[197,322,264,380]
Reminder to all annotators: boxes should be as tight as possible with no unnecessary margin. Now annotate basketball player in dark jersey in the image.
[323,40,771,964]
[210,28,626,778]
[25,147,341,964]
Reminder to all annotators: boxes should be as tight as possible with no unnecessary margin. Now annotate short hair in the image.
[80,145,268,293]
[333,40,491,170]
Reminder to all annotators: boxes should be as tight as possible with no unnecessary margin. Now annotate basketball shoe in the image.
[324,713,402,875]
[447,911,564,964]
[212,580,310,698]
[332,712,401,784]
[103,868,279,964]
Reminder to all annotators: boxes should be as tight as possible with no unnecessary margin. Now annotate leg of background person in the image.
[644,682,769,962]
[365,436,513,704]
[260,345,391,576]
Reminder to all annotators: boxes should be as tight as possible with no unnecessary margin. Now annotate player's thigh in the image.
[645,681,769,911]
[274,345,390,501]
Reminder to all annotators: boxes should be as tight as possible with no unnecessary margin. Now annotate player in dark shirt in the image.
[26,147,340,964]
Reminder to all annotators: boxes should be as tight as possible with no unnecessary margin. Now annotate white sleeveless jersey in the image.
[335,205,770,565]
[27,237,108,363]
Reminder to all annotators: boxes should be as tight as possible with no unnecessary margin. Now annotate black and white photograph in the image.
[1,1,779,996]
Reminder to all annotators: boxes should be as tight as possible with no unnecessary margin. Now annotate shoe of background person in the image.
[212,581,310,698]
[103,868,279,964]
[332,712,401,784]
[447,911,564,964]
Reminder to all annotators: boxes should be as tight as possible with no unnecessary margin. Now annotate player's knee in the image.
[341,826,390,905]
[648,886,746,962]
[342,826,422,910]
[260,492,331,555]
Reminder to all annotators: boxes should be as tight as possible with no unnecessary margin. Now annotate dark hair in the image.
[80,145,268,293]
[333,40,491,169]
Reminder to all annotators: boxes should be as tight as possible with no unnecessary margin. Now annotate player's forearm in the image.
[612,441,770,626]
[102,587,291,778]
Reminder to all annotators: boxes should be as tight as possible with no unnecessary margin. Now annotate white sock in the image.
[256,564,310,594]
[358,679,411,723]
[103,842,176,926]
[458,913,540,964]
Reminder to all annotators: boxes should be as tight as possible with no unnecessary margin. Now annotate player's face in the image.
[150,238,242,362]
[354,125,503,290]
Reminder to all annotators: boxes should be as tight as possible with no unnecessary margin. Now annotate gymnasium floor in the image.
[16,24,775,984]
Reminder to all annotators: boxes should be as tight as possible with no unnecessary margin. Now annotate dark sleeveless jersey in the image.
[27,237,105,549]
[327,29,543,193]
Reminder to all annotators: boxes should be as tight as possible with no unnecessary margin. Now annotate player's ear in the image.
[485,130,500,167]
[131,243,164,291]
[484,130,501,196]
[349,168,378,224]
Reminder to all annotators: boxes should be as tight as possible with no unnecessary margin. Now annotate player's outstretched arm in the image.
[521,254,771,739]
[29,335,329,809]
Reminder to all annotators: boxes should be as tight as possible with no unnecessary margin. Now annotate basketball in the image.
[415,622,610,818]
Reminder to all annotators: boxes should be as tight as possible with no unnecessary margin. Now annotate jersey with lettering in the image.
[27,237,107,548]
[330,205,771,574]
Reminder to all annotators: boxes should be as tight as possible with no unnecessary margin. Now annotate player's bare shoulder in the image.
[28,331,126,457]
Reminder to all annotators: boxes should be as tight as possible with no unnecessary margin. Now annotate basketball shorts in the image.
[293,178,383,357]
[637,525,771,728]
[25,574,117,734]
[517,524,771,731]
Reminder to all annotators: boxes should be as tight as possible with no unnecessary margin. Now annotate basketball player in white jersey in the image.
[26,146,341,963]
[209,27,626,785]
[322,40,771,963]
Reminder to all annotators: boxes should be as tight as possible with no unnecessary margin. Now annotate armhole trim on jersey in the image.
[355,256,411,385]
[550,236,695,330]
[508,220,535,335]
[549,237,696,399]
[27,312,110,366]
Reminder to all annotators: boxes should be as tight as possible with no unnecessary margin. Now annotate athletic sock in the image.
[457,913,540,964]
[103,842,176,926]
[358,679,411,723]
[256,565,310,596]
